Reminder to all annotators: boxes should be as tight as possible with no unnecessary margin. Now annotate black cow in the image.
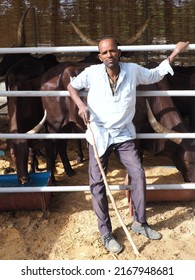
[1,8,59,184]
[4,54,59,184]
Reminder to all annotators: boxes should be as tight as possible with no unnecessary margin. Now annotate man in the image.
[67,38,189,254]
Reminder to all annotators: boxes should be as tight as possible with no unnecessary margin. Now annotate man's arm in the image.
[167,41,189,64]
[67,83,90,125]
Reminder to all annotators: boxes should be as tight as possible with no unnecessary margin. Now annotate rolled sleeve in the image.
[157,59,174,76]
[70,67,90,90]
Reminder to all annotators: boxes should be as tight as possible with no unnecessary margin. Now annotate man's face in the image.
[98,38,121,69]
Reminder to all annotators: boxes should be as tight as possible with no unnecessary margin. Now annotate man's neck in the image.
[106,65,120,82]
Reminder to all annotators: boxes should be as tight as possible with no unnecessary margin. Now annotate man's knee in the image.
[129,168,146,189]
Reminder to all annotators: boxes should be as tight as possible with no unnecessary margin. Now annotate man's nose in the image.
[107,51,113,57]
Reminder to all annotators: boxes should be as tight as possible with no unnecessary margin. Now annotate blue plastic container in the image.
[0,171,51,188]
[0,172,52,211]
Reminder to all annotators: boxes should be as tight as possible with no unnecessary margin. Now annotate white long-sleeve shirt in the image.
[70,60,173,156]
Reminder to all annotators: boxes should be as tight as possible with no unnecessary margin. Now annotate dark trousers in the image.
[89,140,146,236]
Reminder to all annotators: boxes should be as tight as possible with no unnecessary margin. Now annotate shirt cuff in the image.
[158,59,174,76]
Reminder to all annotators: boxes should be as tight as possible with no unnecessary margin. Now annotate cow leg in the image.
[58,139,76,177]
[12,140,30,185]
[71,124,85,163]
[44,139,57,184]
[76,139,84,163]
[4,146,16,174]
[28,147,40,173]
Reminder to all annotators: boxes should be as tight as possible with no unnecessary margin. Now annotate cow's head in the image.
[69,19,150,59]
[69,18,150,46]
[168,138,195,183]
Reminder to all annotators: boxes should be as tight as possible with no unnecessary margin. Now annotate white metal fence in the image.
[1,44,195,194]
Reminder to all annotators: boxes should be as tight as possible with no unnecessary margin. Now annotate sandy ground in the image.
[0,133,194,261]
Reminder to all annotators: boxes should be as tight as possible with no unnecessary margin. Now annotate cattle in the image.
[166,66,195,132]
[134,62,195,183]
[4,54,59,185]
[135,95,195,183]
[6,76,45,184]
[1,8,59,184]
[39,60,195,185]
[40,62,90,183]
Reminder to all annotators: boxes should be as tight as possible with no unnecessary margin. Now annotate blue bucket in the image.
[0,171,52,211]
[0,171,51,188]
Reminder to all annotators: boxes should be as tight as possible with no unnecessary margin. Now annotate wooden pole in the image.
[87,123,139,255]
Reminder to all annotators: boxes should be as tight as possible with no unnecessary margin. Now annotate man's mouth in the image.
[107,59,114,63]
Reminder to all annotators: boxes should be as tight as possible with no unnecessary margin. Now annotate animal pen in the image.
[1,44,195,215]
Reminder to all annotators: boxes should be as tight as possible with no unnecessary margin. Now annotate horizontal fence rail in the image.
[0,133,195,140]
[1,90,195,97]
[1,45,195,196]
[0,183,194,193]
[0,44,195,54]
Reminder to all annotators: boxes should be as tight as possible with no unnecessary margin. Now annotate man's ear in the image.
[98,54,102,61]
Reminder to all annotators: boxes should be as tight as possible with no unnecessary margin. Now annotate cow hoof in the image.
[19,177,31,185]
[4,167,15,174]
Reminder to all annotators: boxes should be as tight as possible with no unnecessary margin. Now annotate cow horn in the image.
[0,102,8,110]
[125,18,150,45]
[17,7,32,47]
[27,110,47,134]
[70,18,150,46]
[69,21,98,45]
[146,99,182,144]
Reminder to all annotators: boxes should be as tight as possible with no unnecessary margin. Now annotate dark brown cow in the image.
[40,62,90,183]
[135,95,195,182]
[134,63,195,183]
[167,66,195,132]
[40,61,195,184]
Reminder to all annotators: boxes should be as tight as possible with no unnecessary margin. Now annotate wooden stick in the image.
[87,123,139,255]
